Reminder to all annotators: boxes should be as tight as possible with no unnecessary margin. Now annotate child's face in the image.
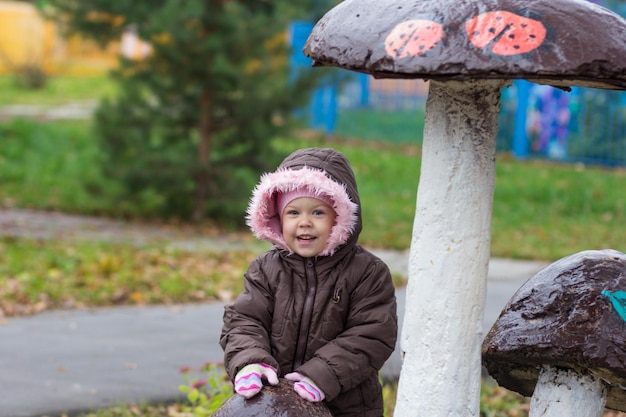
[281,197,336,258]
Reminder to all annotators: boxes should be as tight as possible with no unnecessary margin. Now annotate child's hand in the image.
[285,372,326,402]
[234,363,279,398]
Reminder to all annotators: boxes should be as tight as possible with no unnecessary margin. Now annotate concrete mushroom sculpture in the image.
[303,0,626,415]
[483,249,626,417]
[213,379,333,417]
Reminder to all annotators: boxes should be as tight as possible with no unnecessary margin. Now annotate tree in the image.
[42,0,330,222]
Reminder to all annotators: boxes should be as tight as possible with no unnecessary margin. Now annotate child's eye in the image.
[313,209,326,216]
[286,209,299,216]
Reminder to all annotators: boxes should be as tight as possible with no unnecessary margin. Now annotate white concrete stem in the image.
[394,79,507,417]
[529,365,607,417]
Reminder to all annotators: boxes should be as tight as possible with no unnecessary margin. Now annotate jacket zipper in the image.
[293,259,317,369]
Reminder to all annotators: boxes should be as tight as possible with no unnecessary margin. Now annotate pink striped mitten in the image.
[285,372,326,402]
[234,363,278,399]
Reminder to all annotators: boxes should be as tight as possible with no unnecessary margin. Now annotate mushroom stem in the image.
[530,365,607,417]
[396,79,507,417]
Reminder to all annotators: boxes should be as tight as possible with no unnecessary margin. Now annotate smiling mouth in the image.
[297,235,316,241]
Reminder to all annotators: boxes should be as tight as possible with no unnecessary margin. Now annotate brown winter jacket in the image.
[220,148,398,416]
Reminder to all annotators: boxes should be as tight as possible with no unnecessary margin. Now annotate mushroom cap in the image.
[303,0,626,90]
[212,379,333,417]
[482,249,626,412]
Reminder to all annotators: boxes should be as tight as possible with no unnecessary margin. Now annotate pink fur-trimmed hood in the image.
[246,148,361,257]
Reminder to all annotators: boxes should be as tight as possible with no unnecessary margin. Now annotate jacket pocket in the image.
[320,285,349,342]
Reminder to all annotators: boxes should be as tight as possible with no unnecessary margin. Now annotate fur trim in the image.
[246,166,358,256]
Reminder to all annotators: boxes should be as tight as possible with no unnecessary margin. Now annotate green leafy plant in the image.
[178,362,233,416]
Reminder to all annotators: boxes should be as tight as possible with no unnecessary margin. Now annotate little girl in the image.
[220,147,397,416]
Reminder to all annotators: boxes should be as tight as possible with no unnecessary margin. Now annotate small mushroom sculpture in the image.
[483,249,626,417]
[213,379,333,417]
[303,0,626,415]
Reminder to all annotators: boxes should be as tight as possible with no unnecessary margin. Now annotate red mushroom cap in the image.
[304,0,626,90]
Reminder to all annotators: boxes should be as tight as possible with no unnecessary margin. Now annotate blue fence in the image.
[291,0,626,167]
[498,81,626,166]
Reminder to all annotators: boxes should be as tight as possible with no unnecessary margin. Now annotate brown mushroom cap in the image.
[212,379,333,417]
[303,0,626,90]
[482,249,626,412]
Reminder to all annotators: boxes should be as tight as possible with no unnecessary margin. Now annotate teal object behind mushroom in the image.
[602,290,626,322]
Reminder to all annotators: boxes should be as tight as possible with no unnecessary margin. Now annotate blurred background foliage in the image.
[31,0,339,223]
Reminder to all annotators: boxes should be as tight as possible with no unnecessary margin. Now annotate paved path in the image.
[0,210,550,417]
[0,256,548,417]
[0,101,97,122]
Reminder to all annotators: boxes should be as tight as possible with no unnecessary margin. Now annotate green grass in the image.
[335,107,425,144]
[327,140,422,248]
[0,119,123,213]
[492,155,626,259]
[0,74,118,106]
[2,119,626,260]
